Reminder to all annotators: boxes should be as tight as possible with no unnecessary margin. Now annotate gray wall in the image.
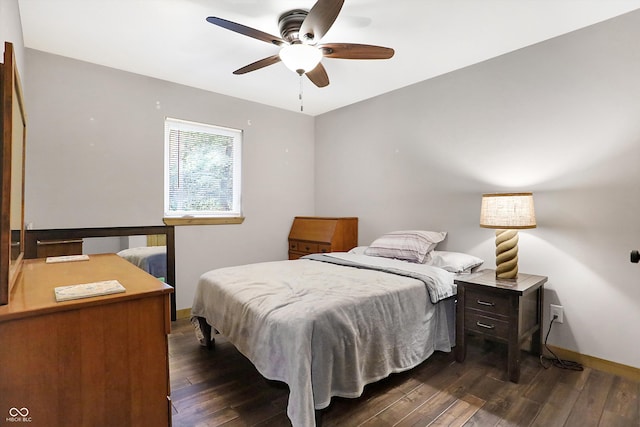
[0,0,24,74]
[315,10,640,369]
[23,50,316,309]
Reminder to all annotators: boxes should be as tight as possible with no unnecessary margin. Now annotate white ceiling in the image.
[18,0,640,116]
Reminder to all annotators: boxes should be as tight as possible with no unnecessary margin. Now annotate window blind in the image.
[164,118,242,217]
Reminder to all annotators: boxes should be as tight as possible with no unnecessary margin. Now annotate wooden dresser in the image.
[288,216,358,259]
[0,254,173,427]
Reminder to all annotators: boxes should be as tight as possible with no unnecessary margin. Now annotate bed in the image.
[191,227,490,426]
[192,231,484,426]
[117,245,167,281]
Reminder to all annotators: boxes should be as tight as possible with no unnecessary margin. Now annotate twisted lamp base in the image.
[495,229,519,279]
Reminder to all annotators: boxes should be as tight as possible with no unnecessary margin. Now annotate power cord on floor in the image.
[539,315,584,371]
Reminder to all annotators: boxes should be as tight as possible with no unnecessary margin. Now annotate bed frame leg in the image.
[196,316,215,349]
[315,409,323,427]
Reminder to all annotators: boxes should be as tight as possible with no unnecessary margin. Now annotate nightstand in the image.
[455,270,547,383]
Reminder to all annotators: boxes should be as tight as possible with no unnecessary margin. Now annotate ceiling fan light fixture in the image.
[279,43,322,75]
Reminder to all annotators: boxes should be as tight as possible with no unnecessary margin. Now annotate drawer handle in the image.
[304,246,311,251]
[37,239,83,245]
[476,321,495,329]
[476,300,495,307]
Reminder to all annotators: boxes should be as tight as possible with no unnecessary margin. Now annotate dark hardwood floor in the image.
[168,318,639,427]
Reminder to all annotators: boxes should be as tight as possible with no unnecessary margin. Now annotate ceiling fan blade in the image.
[305,63,330,88]
[233,55,282,75]
[319,43,395,59]
[299,0,344,44]
[207,16,284,46]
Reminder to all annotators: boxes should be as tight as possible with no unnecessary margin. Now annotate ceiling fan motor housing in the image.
[279,9,310,43]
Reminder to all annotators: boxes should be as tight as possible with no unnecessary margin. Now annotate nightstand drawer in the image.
[465,312,509,339]
[465,289,510,317]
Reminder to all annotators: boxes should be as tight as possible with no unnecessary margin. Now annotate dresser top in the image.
[0,253,173,322]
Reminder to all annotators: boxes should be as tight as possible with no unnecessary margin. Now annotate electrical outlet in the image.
[550,304,564,324]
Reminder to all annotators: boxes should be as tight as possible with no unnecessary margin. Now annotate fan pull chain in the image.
[299,75,304,112]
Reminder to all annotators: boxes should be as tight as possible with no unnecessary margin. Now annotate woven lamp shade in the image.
[479,193,536,280]
[480,193,536,229]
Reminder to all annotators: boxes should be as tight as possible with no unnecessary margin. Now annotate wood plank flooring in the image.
[168,318,639,427]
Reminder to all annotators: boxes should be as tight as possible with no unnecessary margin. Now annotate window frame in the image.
[163,117,244,226]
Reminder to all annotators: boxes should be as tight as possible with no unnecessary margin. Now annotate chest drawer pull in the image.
[476,321,495,329]
[476,300,495,307]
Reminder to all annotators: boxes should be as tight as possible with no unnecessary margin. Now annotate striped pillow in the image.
[364,230,447,263]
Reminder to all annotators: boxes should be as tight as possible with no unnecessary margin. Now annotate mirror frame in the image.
[0,42,26,305]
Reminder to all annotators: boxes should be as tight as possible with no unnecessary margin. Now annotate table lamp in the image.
[480,193,536,279]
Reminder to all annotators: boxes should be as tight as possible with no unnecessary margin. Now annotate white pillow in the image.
[364,230,447,263]
[347,246,368,255]
[427,251,484,273]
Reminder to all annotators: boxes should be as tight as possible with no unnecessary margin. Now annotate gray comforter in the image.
[191,253,456,427]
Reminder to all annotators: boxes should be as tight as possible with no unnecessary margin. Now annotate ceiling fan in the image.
[206,0,394,88]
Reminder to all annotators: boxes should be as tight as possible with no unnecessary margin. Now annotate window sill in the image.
[163,217,245,226]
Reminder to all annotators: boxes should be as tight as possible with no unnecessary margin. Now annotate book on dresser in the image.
[288,216,358,259]
[54,279,126,302]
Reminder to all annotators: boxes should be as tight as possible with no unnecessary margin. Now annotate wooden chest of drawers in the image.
[288,217,358,260]
[0,254,173,426]
[455,270,547,383]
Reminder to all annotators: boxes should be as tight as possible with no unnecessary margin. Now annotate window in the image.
[164,117,242,225]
